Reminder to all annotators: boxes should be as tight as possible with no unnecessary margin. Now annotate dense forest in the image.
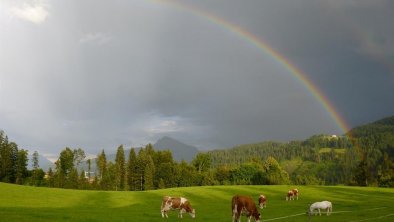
[1,116,393,190]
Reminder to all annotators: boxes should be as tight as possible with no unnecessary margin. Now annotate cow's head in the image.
[163,199,173,210]
[189,208,196,218]
[254,212,261,222]
[306,207,313,222]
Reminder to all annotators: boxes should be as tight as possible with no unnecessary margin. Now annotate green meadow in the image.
[0,183,393,222]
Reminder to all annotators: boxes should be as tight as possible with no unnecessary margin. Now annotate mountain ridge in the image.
[153,136,199,162]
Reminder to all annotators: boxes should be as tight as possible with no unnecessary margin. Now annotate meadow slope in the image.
[0,183,393,222]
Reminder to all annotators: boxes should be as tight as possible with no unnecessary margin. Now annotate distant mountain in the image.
[153,136,199,162]
[28,154,55,171]
[77,137,199,172]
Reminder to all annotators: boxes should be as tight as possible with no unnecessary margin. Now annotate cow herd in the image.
[160,188,332,221]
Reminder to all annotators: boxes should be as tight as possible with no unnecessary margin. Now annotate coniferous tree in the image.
[115,145,126,191]
[0,131,7,181]
[87,159,92,182]
[154,150,174,188]
[54,147,75,188]
[54,160,66,188]
[66,168,79,189]
[127,148,137,191]
[31,151,40,186]
[144,155,155,190]
[0,138,18,183]
[16,149,28,184]
[96,150,107,180]
[47,167,55,187]
[378,153,394,187]
[135,149,146,191]
[103,161,116,190]
[58,147,75,176]
[79,170,88,190]
[353,159,368,186]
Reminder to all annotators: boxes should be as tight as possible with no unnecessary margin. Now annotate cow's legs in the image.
[178,208,186,218]
[318,209,321,216]
[232,212,237,222]
[232,204,237,222]
[232,212,240,222]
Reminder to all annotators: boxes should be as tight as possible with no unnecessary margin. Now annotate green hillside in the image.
[348,115,394,138]
[1,183,393,222]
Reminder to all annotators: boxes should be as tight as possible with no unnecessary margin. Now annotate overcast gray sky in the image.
[1,0,393,160]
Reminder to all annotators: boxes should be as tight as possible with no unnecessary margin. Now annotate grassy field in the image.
[0,183,393,222]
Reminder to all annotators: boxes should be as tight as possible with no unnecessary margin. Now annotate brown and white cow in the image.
[292,188,299,200]
[286,190,294,201]
[161,196,196,219]
[286,188,299,201]
[232,195,261,222]
[258,195,267,209]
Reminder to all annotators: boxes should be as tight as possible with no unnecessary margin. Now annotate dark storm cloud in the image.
[0,0,393,158]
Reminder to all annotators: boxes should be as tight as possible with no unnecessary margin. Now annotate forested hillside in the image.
[207,116,394,187]
[346,116,394,186]
[1,116,393,190]
[207,135,354,185]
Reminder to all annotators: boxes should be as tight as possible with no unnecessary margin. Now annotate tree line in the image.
[0,129,290,190]
[1,116,394,190]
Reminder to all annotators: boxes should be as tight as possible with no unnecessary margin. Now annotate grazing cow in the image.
[308,201,332,216]
[161,196,196,219]
[258,195,267,209]
[292,188,299,200]
[286,190,294,201]
[232,195,261,222]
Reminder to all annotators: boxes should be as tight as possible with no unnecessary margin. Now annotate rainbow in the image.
[151,0,350,133]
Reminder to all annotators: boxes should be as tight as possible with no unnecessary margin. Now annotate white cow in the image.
[308,201,332,216]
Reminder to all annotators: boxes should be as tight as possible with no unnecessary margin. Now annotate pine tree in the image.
[87,159,92,182]
[115,145,126,191]
[58,147,75,176]
[66,168,79,189]
[79,170,88,190]
[96,150,107,180]
[127,148,137,191]
[47,168,55,187]
[31,151,40,186]
[0,137,18,183]
[0,131,6,181]
[15,149,28,184]
[135,149,146,191]
[96,150,108,189]
[144,155,155,190]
